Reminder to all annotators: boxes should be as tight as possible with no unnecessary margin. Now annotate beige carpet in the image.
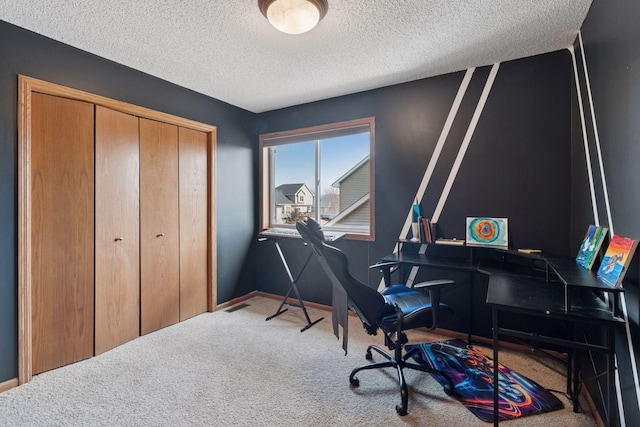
[0,295,596,426]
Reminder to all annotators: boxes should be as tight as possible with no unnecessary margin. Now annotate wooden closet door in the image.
[140,118,180,334]
[31,93,94,374]
[179,127,209,320]
[94,106,140,355]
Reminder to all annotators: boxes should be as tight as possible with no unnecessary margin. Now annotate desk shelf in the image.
[395,242,625,313]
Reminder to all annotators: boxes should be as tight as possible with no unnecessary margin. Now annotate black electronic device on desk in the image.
[258,226,345,332]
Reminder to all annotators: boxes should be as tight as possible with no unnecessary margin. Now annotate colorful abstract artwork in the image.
[407,339,563,422]
[575,225,608,270]
[466,217,508,248]
[596,235,639,287]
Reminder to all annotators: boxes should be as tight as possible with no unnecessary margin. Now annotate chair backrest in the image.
[296,218,389,334]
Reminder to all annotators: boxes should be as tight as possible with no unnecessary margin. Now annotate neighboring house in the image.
[325,156,370,230]
[320,190,339,221]
[274,183,314,224]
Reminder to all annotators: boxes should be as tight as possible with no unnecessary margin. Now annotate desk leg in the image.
[607,324,615,427]
[567,323,580,414]
[264,240,323,332]
[573,345,580,413]
[492,306,499,426]
[567,323,572,396]
[468,272,473,344]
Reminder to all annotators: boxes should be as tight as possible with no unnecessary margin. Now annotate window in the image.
[260,117,375,240]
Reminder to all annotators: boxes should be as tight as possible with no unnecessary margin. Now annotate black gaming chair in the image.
[296,218,455,415]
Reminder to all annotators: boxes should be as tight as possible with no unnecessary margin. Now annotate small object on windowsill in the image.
[435,238,465,246]
[518,248,542,254]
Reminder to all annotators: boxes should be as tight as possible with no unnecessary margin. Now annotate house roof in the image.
[332,155,370,188]
[276,183,308,196]
[275,183,313,205]
[324,194,370,227]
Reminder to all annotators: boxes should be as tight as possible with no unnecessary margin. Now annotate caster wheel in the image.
[365,351,373,360]
[395,404,407,416]
[350,376,360,387]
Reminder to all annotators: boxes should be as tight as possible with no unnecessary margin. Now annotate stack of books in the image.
[417,216,437,243]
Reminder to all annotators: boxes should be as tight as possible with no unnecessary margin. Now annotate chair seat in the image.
[380,284,453,331]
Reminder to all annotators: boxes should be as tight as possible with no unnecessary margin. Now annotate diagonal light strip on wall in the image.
[574,32,640,421]
[580,34,640,420]
[578,32,614,235]
[569,45,600,226]
[401,63,500,287]
[381,68,475,290]
[432,63,500,223]
[618,293,637,425]
[398,68,476,242]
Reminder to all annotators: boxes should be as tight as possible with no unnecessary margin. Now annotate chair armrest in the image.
[413,279,455,289]
[369,261,400,270]
[369,261,400,287]
[414,279,455,330]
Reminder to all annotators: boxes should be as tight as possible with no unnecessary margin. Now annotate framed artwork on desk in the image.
[465,217,508,248]
[576,225,608,270]
[597,234,639,288]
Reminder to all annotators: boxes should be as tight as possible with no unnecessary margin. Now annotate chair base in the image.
[349,344,454,416]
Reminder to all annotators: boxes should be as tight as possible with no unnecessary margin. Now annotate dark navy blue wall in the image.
[0,21,256,383]
[573,0,640,425]
[256,51,572,339]
[5,6,636,423]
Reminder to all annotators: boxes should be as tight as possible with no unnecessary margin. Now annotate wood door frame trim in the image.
[18,75,217,384]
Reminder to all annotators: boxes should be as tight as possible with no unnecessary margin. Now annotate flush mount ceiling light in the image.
[259,0,328,35]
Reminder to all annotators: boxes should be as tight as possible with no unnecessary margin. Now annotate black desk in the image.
[258,228,345,332]
[382,250,478,273]
[381,243,624,426]
[484,263,624,427]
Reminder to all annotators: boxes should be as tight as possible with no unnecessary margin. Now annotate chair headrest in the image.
[296,217,325,244]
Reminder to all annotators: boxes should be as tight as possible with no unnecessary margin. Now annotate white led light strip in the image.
[574,31,640,421]
[381,68,474,289]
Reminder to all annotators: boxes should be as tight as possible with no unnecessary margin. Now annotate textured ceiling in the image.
[1,0,592,113]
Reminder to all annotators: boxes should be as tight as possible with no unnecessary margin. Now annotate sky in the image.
[273,132,370,197]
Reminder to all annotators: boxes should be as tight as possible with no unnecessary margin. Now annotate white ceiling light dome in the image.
[259,0,328,35]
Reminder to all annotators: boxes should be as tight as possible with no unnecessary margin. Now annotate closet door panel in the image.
[140,118,180,334]
[31,93,94,374]
[95,106,140,355]
[179,127,208,320]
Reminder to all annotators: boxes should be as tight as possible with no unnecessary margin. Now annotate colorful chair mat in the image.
[406,339,564,422]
